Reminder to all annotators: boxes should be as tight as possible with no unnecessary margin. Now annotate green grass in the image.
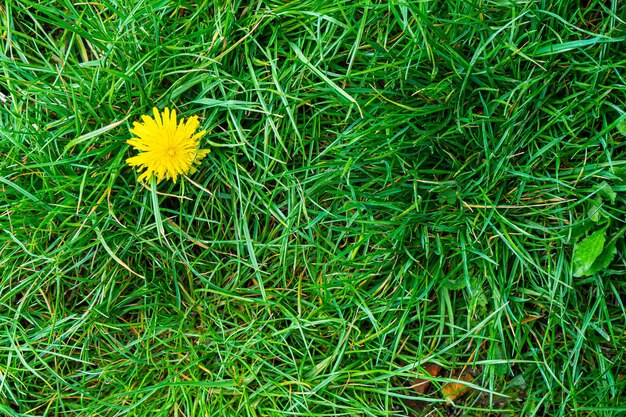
[2,0,626,416]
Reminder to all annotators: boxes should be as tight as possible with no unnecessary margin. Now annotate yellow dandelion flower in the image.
[126,107,210,183]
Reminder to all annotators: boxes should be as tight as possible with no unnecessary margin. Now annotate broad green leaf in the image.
[503,374,527,400]
[587,196,603,223]
[587,182,616,222]
[594,181,616,204]
[583,240,617,276]
[572,227,607,277]
[584,225,626,276]
[443,276,465,291]
[567,219,607,243]
[438,188,458,205]
[609,166,626,186]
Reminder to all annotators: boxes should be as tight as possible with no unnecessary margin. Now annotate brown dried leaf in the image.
[441,373,474,403]
[412,363,442,394]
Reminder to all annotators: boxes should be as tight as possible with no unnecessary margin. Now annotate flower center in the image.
[167,147,177,157]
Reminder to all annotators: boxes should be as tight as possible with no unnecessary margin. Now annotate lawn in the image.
[1,0,626,416]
